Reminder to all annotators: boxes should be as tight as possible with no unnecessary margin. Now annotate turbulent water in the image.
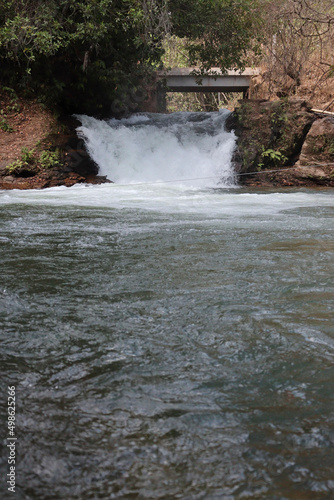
[0,111,334,499]
[76,110,236,186]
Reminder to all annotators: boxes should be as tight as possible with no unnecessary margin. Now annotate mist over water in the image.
[0,111,334,499]
[76,110,236,186]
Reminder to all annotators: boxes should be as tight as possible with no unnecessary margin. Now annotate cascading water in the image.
[76,110,236,187]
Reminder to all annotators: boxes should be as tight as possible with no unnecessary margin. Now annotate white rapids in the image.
[75,110,237,187]
[0,110,333,221]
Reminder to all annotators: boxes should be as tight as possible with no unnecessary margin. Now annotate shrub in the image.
[39,150,62,169]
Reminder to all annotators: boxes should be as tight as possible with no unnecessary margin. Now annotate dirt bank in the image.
[0,88,110,190]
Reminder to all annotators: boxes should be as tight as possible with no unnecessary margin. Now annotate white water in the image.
[76,110,236,186]
[1,183,334,219]
[0,110,333,219]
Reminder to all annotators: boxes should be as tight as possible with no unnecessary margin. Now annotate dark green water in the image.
[0,186,333,499]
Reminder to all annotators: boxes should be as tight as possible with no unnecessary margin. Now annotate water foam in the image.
[76,110,236,187]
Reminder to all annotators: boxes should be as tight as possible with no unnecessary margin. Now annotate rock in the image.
[63,137,99,177]
[226,98,334,186]
[85,175,113,185]
[294,166,326,178]
[11,166,39,178]
[297,117,334,167]
[227,98,314,176]
[292,165,334,186]
[63,173,86,187]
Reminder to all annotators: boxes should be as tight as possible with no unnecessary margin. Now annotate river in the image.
[0,111,333,499]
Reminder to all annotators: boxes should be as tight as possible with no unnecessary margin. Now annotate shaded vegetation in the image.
[0,0,332,115]
[0,0,167,114]
[0,0,261,115]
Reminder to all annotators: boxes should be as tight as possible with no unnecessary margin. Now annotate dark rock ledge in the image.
[226,99,334,187]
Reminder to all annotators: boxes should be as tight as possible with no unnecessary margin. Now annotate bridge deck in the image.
[157,68,259,93]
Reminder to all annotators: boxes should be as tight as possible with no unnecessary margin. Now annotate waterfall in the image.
[76,110,236,188]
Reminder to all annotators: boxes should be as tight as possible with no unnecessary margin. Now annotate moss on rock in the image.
[226,98,314,174]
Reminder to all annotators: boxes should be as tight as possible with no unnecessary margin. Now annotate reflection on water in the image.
[0,186,333,499]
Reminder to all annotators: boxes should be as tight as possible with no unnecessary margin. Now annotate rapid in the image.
[0,110,333,499]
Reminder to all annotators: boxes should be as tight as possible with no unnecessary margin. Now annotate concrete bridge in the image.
[159,67,258,93]
[144,67,259,112]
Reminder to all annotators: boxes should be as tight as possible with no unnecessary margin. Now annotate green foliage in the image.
[6,159,26,174]
[0,0,166,114]
[162,35,190,69]
[169,0,262,72]
[0,0,262,114]
[0,116,14,132]
[39,150,61,169]
[259,146,288,167]
[271,101,289,127]
[0,86,21,115]
[20,147,35,163]
[6,159,34,175]
[6,146,61,175]
[6,147,35,174]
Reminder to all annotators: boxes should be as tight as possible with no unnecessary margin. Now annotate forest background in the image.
[0,0,333,115]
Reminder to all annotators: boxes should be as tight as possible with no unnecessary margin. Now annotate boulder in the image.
[297,117,334,167]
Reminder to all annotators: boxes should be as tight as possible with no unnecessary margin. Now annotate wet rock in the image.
[294,166,326,178]
[85,175,113,185]
[63,137,99,177]
[0,103,110,190]
[226,98,334,186]
[63,173,86,187]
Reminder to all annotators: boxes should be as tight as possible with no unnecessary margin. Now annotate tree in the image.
[0,0,262,114]
[258,0,334,98]
[0,0,167,113]
[169,0,262,73]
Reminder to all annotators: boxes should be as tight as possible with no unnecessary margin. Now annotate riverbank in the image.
[0,88,110,190]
